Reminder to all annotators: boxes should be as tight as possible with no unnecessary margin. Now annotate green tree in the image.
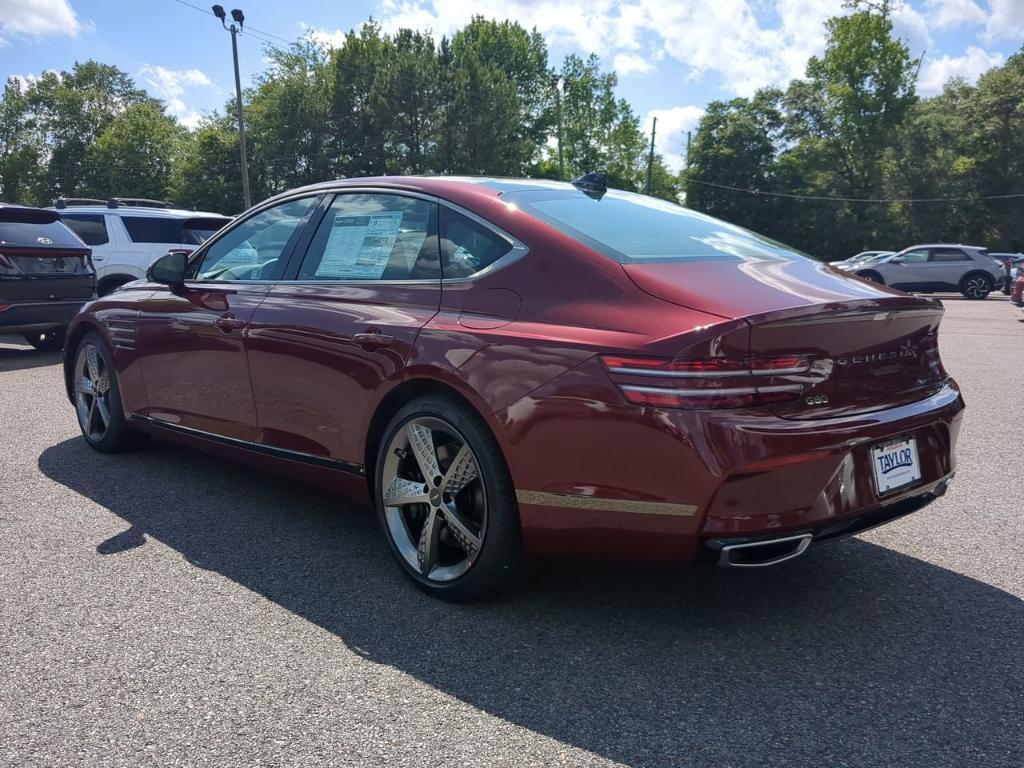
[0,78,42,203]
[169,120,244,214]
[79,101,183,200]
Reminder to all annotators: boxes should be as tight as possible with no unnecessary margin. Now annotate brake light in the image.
[600,354,809,409]
[0,304,9,312]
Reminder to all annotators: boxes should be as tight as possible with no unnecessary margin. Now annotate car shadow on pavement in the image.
[0,344,62,373]
[39,437,1023,768]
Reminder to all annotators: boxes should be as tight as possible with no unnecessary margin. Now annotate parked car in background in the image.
[1,204,94,350]
[64,175,963,600]
[854,243,1003,299]
[991,252,1024,295]
[832,251,894,271]
[51,198,231,296]
[1010,267,1024,308]
[831,250,893,269]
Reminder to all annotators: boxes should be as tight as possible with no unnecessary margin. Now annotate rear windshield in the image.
[503,188,814,264]
[0,219,85,248]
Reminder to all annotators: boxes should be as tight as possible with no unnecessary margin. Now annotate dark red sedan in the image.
[63,175,963,600]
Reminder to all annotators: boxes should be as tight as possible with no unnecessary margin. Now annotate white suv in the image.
[852,243,1004,300]
[52,198,231,295]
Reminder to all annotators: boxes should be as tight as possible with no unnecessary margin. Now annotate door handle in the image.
[352,332,394,348]
[214,313,246,332]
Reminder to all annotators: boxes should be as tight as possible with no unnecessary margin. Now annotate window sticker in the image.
[315,211,403,279]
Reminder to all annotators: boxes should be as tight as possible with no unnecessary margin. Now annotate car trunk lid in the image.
[622,258,949,419]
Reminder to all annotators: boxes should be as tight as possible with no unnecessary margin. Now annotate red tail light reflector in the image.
[600,355,809,410]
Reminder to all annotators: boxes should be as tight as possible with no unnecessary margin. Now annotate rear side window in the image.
[440,208,512,278]
[61,214,109,246]
[182,217,230,245]
[298,194,439,281]
[930,248,970,262]
[122,216,183,244]
[503,188,813,263]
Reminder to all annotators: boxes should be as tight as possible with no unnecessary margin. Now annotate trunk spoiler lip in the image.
[740,296,944,330]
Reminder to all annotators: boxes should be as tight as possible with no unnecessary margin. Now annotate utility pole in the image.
[686,130,691,169]
[553,76,565,180]
[645,116,657,195]
[213,5,251,210]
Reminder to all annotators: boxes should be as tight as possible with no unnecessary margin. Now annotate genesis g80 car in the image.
[63,175,963,600]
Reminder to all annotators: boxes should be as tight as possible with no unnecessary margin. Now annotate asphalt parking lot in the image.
[2,296,1022,768]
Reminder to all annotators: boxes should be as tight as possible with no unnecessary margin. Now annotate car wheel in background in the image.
[857,270,883,284]
[374,393,524,602]
[72,332,148,452]
[960,273,992,300]
[23,328,66,351]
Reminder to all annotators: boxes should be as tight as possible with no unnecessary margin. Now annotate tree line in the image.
[1,7,1021,258]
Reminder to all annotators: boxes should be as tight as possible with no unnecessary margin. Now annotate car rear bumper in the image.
[0,299,87,334]
[497,358,964,564]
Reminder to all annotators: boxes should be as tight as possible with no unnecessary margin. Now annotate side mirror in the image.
[147,251,188,288]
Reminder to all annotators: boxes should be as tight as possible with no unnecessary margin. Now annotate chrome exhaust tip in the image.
[717,533,813,568]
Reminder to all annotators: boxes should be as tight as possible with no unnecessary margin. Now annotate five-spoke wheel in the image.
[375,394,522,600]
[72,333,146,452]
[75,341,113,442]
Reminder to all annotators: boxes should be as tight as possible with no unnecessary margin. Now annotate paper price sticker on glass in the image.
[316,212,404,279]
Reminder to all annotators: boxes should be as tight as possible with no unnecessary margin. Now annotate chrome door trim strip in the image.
[129,415,365,476]
[516,489,697,517]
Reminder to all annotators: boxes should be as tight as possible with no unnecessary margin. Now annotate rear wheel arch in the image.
[364,378,502,493]
[857,270,884,284]
[959,270,993,298]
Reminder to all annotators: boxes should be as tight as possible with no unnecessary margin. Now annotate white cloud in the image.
[918,45,1004,94]
[985,0,1024,40]
[299,21,348,49]
[138,65,213,128]
[643,105,705,172]
[373,0,845,97]
[613,53,653,76]
[890,2,933,56]
[925,0,986,29]
[0,0,84,44]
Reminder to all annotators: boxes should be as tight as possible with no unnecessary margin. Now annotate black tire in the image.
[71,332,148,453]
[374,392,523,601]
[857,270,883,284]
[24,327,66,351]
[959,272,992,300]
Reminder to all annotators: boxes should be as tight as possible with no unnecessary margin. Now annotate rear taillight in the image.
[600,355,810,409]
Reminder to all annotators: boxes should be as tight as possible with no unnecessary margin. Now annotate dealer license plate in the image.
[871,436,921,495]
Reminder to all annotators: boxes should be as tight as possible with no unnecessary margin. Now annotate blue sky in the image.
[2,0,1022,169]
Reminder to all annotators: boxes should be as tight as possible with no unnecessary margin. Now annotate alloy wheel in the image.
[74,342,112,442]
[381,416,487,583]
[964,276,989,299]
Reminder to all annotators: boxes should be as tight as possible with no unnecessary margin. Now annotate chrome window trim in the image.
[261,187,529,286]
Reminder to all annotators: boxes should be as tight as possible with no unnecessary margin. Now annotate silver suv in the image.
[51,198,231,296]
[853,244,1003,300]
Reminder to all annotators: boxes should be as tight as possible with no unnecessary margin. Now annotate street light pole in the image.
[213,5,251,210]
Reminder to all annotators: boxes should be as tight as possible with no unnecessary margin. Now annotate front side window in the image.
[503,187,814,264]
[61,214,109,246]
[195,197,317,281]
[440,208,513,278]
[297,194,439,281]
